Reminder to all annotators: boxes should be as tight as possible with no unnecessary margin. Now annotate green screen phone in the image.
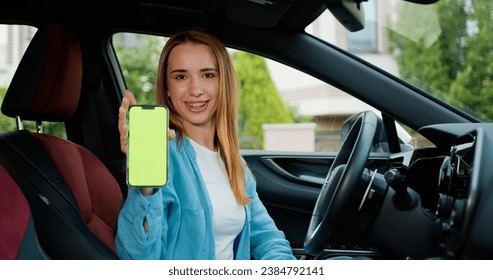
[127,104,169,187]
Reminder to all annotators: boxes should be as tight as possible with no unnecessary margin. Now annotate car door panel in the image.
[241,151,389,254]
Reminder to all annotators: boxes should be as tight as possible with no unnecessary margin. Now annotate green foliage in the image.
[388,0,493,121]
[113,35,166,104]
[449,0,493,121]
[3,33,298,144]
[113,35,296,149]
[0,87,66,137]
[1,34,167,137]
[0,87,16,132]
[234,51,295,148]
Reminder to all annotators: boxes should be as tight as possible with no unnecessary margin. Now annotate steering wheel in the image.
[304,110,378,256]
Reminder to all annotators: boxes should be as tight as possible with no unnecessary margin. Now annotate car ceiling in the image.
[0,0,329,61]
[0,0,326,33]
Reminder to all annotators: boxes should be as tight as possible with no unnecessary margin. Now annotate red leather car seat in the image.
[0,22,122,259]
[0,165,49,259]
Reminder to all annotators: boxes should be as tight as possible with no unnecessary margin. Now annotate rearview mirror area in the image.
[326,0,365,32]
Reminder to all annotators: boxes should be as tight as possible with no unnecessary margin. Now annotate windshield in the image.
[307,0,493,122]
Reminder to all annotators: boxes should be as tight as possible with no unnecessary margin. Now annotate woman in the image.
[115,29,296,260]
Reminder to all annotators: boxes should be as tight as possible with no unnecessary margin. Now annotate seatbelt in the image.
[0,130,82,217]
[0,130,119,259]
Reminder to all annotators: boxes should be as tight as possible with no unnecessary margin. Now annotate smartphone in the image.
[127,104,169,187]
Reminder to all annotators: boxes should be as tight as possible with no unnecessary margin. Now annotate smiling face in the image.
[166,43,219,136]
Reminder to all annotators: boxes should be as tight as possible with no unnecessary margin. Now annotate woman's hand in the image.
[118,89,137,154]
[119,90,155,197]
[119,89,175,197]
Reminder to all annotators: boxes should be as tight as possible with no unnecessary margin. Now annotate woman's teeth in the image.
[188,102,206,109]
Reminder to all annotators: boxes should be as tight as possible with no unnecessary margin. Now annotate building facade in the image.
[264,1,400,151]
[0,25,36,86]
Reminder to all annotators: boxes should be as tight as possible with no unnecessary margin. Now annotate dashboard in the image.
[390,123,493,259]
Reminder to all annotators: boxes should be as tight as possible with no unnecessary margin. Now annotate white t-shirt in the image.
[190,140,245,260]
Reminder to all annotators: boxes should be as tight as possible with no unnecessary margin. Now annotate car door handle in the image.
[260,157,327,185]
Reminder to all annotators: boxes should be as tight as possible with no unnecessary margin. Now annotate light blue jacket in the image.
[115,136,296,260]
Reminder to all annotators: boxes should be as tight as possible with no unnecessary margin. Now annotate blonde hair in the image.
[156,29,250,205]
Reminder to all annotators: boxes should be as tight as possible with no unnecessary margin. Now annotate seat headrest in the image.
[1,22,82,122]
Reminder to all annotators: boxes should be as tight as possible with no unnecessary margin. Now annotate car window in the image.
[0,24,67,138]
[307,1,492,123]
[112,31,433,153]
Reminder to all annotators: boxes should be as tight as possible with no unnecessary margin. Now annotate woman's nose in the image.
[190,77,204,97]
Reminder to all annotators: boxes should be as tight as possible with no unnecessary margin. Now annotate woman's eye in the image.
[175,75,186,80]
[204,73,216,79]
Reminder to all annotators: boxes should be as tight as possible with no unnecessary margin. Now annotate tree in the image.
[449,0,493,120]
[114,36,295,148]
[233,51,294,148]
[113,34,166,104]
[389,0,466,95]
[388,0,493,120]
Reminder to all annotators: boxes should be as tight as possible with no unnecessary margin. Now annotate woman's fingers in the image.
[118,90,138,154]
[168,129,176,140]
[126,89,137,105]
